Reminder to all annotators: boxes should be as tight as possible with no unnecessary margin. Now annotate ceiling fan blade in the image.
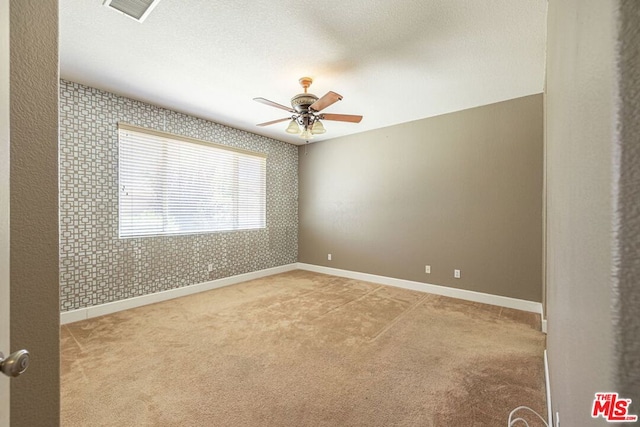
[310,91,343,112]
[253,97,295,113]
[256,117,291,127]
[321,113,363,123]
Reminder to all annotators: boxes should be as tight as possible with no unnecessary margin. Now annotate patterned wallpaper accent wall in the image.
[59,80,298,311]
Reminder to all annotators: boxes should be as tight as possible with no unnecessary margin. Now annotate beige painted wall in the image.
[545,0,640,423]
[10,0,60,425]
[299,94,543,302]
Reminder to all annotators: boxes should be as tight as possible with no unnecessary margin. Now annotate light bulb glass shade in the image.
[285,119,300,134]
[311,120,326,134]
[299,128,313,140]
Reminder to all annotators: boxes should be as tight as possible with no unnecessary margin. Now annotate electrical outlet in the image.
[207,263,214,272]
[328,254,332,261]
[454,269,461,278]
[425,265,431,274]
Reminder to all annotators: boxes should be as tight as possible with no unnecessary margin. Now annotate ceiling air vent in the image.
[103,0,162,23]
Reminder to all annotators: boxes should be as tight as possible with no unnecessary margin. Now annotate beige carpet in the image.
[61,270,547,426]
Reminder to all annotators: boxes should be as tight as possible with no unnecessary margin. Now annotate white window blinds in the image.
[118,124,266,238]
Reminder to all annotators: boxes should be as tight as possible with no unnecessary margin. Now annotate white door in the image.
[1,0,11,422]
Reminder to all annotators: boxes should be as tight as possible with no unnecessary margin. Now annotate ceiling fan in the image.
[254,77,363,140]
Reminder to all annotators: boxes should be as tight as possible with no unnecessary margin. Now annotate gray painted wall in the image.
[299,95,543,302]
[613,0,640,405]
[10,0,60,425]
[545,0,639,424]
[59,81,298,311]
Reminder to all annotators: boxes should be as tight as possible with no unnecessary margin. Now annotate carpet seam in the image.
[367,294,430,343]
[64,325,86,351]
[311,285,384,322]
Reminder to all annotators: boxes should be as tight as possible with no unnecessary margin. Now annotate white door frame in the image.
[0,0,12,423]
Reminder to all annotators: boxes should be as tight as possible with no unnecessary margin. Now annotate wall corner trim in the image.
[296,263,543,315]
[60,263,298,325]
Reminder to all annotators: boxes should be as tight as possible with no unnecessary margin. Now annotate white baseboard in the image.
[296,263,543,315]
[60,263,298,325]
[61,262,543,328]
[544,349,552,426]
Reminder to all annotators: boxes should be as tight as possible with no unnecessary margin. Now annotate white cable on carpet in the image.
[508,406,549,427]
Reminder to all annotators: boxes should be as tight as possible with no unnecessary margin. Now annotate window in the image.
[118,123,266,238]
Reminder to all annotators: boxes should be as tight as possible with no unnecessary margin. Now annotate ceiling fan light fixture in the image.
[311,119,326,135]
[285,119,300,134]
[299,128,313,140]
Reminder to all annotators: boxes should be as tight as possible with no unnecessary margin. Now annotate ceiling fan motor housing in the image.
[291,93,319,113]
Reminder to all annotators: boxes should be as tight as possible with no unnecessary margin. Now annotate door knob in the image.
[0,349,30,377]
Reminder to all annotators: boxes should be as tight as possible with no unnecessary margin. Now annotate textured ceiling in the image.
[60,0,547,145]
